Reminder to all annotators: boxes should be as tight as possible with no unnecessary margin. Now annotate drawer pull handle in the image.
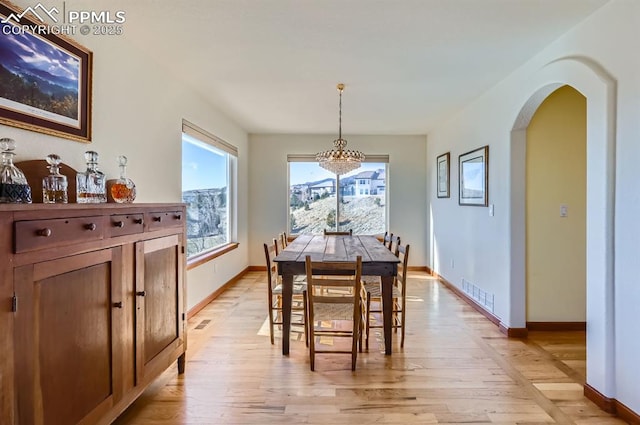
[114,221,125,228]
[174,214,182,220]
[136,290,146,297]
[134,218,144,224]
[37,228,52,237]
[113,301,123,309]
[85,223,97,231]
[153,216,162,222]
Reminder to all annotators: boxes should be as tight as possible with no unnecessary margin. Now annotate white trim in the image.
[510,56,617,398]
[182,119,238,157]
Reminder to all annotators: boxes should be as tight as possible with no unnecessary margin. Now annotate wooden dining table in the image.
[273,234,400,355]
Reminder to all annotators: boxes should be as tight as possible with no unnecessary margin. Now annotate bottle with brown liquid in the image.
[111,155,136,203]
[42,154,68,203]
[76,151,106,203]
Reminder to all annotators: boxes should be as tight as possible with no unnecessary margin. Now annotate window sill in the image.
[186,242,239,270]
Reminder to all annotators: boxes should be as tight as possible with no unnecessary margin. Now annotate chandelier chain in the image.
[315,83,365,175]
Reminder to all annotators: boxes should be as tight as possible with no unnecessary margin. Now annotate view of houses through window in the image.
[289,161,387,235]
[182,126,236,258]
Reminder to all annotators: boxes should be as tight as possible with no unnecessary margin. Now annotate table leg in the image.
[281,273,293,355]
[381,275,393,355]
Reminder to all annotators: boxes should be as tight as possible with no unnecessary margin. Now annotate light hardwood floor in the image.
[114,271,627,425]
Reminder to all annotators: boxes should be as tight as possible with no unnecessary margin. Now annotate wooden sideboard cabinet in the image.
[0,203,187,425]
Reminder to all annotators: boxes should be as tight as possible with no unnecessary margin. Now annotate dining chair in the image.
[275,232,286,255]
[383,231,393,249]
[305,255,365,371]
[324,229,353,236]
[280,232,288,249]
[362,242,410,349]
[264,240,308,346]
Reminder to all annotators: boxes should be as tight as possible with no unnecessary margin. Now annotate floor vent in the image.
[461,278,494,313]
[195,319,211,330]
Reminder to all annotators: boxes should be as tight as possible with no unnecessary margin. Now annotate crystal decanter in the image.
[110,155,136,203]
[76,150,106,203]
[0,137,32,204]
[42,154,68,203]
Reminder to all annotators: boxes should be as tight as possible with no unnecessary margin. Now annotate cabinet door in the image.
[14,248,123,425]
[135,234,185,385]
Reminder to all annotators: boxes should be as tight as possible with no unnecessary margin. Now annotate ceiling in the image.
[123,0,609,135]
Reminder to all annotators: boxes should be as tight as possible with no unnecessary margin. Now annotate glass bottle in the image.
[76,150,106,203]
[42,154,68,203]
[0,137,32,204]
[110,155,136,203]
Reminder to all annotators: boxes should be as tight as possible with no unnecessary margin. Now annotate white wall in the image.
[427,0,639,413]
[4,0,251,312]
[248,134,428,268]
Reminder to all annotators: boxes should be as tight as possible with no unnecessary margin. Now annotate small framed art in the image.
[436,152,450,198]
[458,145,488,206]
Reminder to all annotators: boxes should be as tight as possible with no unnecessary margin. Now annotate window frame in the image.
[182,119,238,268]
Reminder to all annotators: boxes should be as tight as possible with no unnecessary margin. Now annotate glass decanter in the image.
[110,155,136,203]
[76,150,106,203]
[0,137,32,204]
[42,154,68,203]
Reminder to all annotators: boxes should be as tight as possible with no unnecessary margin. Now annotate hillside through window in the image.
[182,122,237,259]
[289,160,387,235]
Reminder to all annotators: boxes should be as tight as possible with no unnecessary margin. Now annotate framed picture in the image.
[436,152,450,198]
[459,145,488,206]
[0,2,93,142]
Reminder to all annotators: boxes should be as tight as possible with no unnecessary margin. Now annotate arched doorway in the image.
[508,57,616,398]
[526,86,586,327]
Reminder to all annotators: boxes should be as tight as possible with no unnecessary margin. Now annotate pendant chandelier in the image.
[316,83,365,175]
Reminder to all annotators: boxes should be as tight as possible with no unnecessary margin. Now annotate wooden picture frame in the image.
[458,145,488,206]
[436,152,450,198]
[0,2,93,142]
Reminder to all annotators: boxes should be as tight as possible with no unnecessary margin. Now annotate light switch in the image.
[489,204,494,216]
[560,204,568,217]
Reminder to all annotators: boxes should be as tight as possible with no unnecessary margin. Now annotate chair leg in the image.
[303,291,309,347]
[268,303,275,345]
[309,323,315,371]
[358,299,364,353]
[351,331,358,371]
[365,293,371,350]
[401,298,406,348]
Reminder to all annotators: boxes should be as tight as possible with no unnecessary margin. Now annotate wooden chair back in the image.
[383,232,393,249]
[264,239,279,292]
[264,239,308,345]
[389,235,401,253]
[324,229,353,236]
[305,255,363,371]
[395,242,410,347]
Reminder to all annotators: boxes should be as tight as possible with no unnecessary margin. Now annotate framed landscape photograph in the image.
[459,145,488,206]
[0,2,93,142]
[436,152,450,198]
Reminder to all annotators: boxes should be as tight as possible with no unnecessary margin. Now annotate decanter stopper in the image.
[111,155,136,203]
[42,154,68,203]
[76,150,106,203]
[0,137,32,204]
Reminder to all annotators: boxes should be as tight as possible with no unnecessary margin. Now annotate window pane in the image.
[288,161,387,235]
[338,164,386,234]
[289,162,336,234]
[182,133,229,257]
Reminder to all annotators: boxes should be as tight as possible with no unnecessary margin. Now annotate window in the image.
[182,120,237,259]
[288,155,388,235]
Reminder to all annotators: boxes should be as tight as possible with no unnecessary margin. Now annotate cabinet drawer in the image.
[107,213,144,237]
[146,211,183,231]
[14,216,105,253]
